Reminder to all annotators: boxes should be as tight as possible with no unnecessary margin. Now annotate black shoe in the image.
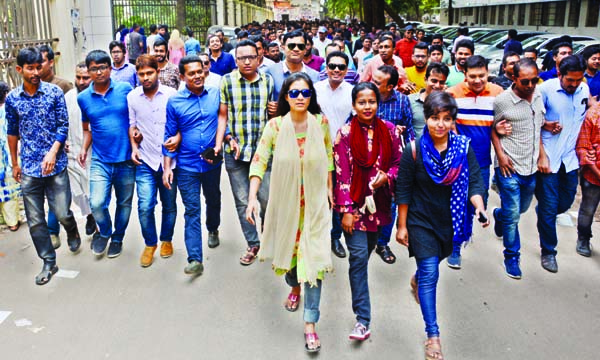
[91,233,109,256]
[208,231,220,248]
[576,238,592,257]
[331,238,347,258]
[107,241,123,258]
[67,232,81,253]
[85,214,97,236]
[493,208,503,238]
[541,254,558,273]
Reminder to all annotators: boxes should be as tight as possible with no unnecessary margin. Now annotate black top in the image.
[395,140,484,259]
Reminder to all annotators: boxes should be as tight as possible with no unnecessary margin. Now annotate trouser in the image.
[21,169,78,266]
[377,201,397,246]
[177,166,222,263]
[0,199,19,227]
[136,162,178,246]
[285,267,322,323]
[535,164,578,256]
[345,229,378,327]
[416,256,441,338]
[577,175,600,242]
[224,151,269,248]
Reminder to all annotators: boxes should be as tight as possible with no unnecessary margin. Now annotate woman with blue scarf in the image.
[395,91,489,360]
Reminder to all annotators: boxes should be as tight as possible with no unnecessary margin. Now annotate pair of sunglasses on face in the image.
[287,89,312,99]
[327,63,347,71]
[287,43,306,51]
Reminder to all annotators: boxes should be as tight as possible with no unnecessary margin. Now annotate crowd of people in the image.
[2,18,600,359]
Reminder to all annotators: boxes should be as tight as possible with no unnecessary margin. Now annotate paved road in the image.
[0,175,598,360]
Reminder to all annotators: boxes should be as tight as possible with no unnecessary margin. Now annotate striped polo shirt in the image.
[447,82,504,168]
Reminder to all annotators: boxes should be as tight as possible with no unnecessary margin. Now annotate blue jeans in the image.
[21,169,78,266]
[416,256,441,338]
[224,151,269,248]
[136,162,178,246]
[176,166,222,263]
[285,267,322,323]
[453,165,490,254]
[577,175,600,241]
[378,201,397,246]
[535,164,578,256]
[89,160,136,243]
[495,170,536,259]
[345,229,378,327]
[47,210,59,235]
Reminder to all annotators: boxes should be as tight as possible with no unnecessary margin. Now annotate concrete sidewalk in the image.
[0,176,598,360]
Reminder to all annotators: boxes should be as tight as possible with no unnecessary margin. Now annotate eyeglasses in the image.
[287,89,312,99]
[519,77,539,86]
[201,60,210,65]
[89,65,110,73]
[236,55,258,62]
[327,63,347,71]
[110,50,123,54]
[287,43,306,51]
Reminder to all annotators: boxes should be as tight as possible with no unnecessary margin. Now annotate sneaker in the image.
[541,254,558,273]
[67,232,81,253]
[240,246,260,266]
[140,246,157,267]
[184,260,204,275]
[349,322,370,341]
[50,234,61,249]
[493,208,503,238]
[91,233,109,255]
[576,238,592,257]
[107,241,123,258]
[504,257,522,279]
[208,231,220,248]
[160,241,173,258]
[85,214,97,236]
[447,252,461,269]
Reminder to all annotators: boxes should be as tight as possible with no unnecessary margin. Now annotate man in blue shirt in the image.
[537,55,590,273]
[109,41,137,88]
[208,34,237,76]
[6,47,81,285]
[184,29,201,56]
[504,29,523,55]
[162,55,224,276]
[582,46,600,100]
[540,42,572,81]
[78,50,135,259]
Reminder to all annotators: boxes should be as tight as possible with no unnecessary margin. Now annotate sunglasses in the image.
[327,63,347,71]
[287,89,312,99]
[519,77,539,86]
[89,65,110,73]
[287,43,306,51]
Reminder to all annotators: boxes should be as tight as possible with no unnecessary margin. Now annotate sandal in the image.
[304,332,321,353]
[8,222,20,232]
[240,246,259,266]
[376,245,397,264]
[284,292,300,312]
[35,264,58,286]
[424,337,444,360]
[410,275,420,304]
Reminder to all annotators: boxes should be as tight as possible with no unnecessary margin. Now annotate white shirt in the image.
[354,48,372,74]
[147,34,158,55]
[65,89,84,163]
[313,37,332,58]
[314,79,353,140]
[258,57,275,73]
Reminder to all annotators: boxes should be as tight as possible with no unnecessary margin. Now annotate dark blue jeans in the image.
[135,162,178,246]
[577,175,600,241]
[416,256,441,338]
[378,201,397,246]
[453,165,490,254]
[535,164,578,256]
[89,160,136,243]
[176,166,222,263]
[21,169,78,266]
[47,210,60,235]
[495,170,536,259]
[345,229,378,327]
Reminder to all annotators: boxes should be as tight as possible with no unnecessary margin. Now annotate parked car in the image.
[476,31,545,56]
[573,40,600,55]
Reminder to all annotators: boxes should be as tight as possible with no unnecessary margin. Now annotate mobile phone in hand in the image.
[478,212,488,224]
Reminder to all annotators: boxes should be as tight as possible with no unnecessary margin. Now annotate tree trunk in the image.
[177,0,186,31]
[363,0,386,28]
[382,1,403,26]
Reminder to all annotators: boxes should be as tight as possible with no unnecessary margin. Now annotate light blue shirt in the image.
[539,78,590,173]
[184,38,201,55]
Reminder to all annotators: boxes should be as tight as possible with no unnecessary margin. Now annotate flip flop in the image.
[305,332,321,353]
[284,292,300,312]
[35,264,58,286]
[8,222,20,232]
[376,245,397,264]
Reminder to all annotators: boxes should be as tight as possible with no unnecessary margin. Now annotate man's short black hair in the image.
[582,46,600,62]
[413,42,429,54]
[37,44,54,60]
[267,42,279,50]
[552,42,573,55]
[326,50,349,65]
[455,39,474,55]
[426,62,450,79]
[282,30,304,44]
[429,45,444,54]
[17,47,43,67]
[458,27,469,36]
[249,35,267,49]
[85,49,111,68]
[508,29,518,39]
[513,58,538,78]
[464,55,488,71]
[179,55,203,75]
[502,51,520,67]
[109,40,126,53]
[558,55,586,76]
[377,65,399,87]
[154,38,168,49]
[432,34,444,42]
[149,24,157,33]
[523,46,538,56]
[235,39,258,55]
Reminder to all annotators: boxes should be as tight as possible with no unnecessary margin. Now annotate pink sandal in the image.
[305,332,321,352]
[284,292,300,312]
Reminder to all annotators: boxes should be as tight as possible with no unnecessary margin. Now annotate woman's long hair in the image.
[169,29,185,49]
[276,72,321,117]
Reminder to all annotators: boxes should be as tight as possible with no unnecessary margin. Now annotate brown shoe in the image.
[240,246,260,266]
[140,246,157,267]
[160,241,173,258]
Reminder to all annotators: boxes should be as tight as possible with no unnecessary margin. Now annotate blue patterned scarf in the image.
[420,130,471,245]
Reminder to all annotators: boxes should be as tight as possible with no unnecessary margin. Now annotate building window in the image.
[529,1,566,27]
[463,8,473,16]
[530,3,542,26]
[518,4,526,26]
[490,6,496,25]
[481,6,488,24]
[475,8,479,24]
[507,5,515,25]
[587,0,600,27]
[454,8,459,23]
[498,5,505,25]
[568,0,581,27]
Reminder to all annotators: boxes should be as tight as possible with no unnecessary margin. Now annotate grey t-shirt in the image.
[128,31,143,60]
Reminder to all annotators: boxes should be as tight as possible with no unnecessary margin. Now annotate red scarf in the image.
[349,116,392,207]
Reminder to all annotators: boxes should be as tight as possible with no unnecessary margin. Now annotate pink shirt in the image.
[360,54,407,86]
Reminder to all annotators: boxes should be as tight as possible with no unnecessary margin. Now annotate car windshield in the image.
[478,31,507,45]
[521,36,549,49]
[470,30,492,41]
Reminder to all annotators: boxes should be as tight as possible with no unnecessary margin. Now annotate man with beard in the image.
[109,41,137,88]
[37,44,73,94]
[208,34,237,76]
[492,58,546,279]
[446,39,473,87]
[153,38,180,90]
[6,47,81,285]
[303,35,325,72]
[265,42,282,63]
[535,55,589,273]
[127,55,179,267]
[492,52,520,90]
[404,42,429,94]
